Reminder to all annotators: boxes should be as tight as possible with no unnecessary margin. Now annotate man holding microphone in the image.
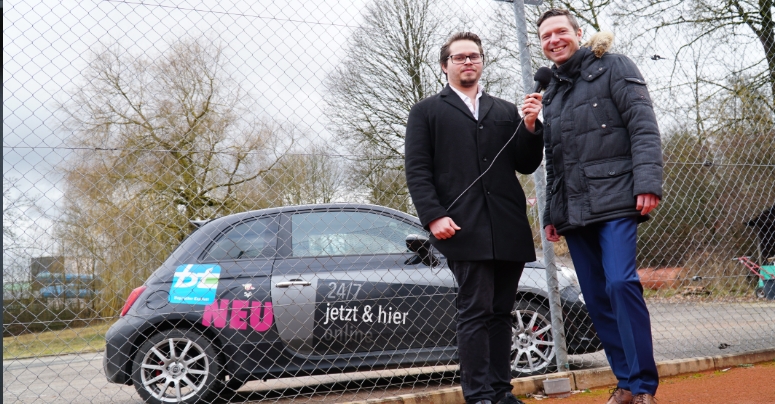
[533,9,663,404]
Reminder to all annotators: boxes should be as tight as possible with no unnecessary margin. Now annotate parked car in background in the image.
[104,203,600,404]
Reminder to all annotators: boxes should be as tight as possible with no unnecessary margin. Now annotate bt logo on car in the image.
[168,264,221,305]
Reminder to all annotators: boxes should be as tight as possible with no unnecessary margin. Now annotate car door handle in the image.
[275,280,312,288]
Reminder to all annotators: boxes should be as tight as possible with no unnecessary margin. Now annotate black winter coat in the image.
[405,85,544,262]
[542,44,663,234]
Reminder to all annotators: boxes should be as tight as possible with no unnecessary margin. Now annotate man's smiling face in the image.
[539,15,582,65]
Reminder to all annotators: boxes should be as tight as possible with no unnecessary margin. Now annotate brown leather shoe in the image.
[632,393,656,404]
[606,388,633,404]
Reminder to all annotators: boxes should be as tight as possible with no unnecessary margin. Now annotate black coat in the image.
[405,85,544,262]
[542,45,663,234]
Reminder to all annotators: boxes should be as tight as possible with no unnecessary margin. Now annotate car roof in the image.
[204,203,420,228]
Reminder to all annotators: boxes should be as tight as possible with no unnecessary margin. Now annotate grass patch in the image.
[2,321,113,359]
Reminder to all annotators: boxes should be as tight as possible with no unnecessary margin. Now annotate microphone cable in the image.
[445,117,526,211]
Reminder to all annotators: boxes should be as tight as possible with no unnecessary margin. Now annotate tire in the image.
[510,300,557,377]
[755,287,765,299]
[131,329,222,404]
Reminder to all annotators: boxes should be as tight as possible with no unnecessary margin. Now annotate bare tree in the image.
[3,179,31,254]
[3,178,35,286]
[59,39,294,238]
[261,143,347,206]
[348,152,412,213]
[324,0,445,211]
[622,0,775,111]
[57,38,295,315]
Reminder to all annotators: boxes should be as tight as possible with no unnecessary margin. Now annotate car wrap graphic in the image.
[313,279,457,353]
[168,264,221,305]
[201,299,274,332]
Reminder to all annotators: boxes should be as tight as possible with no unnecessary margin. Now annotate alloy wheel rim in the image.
[140,337,210,402]
[510,307,556,373]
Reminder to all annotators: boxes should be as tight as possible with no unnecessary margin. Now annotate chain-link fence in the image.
[4,0,774,403]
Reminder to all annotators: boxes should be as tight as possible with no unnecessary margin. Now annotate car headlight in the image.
[559,266,579,286]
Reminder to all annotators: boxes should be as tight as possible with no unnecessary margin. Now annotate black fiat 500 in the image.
[104,203,600,404]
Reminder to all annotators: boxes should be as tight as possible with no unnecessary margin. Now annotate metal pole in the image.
[509,0,569,372]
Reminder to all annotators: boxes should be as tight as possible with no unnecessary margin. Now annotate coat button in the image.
[608,170,616,175]
[593,103,598,107]
[601,124,607,128]
[588,74,592,78]
[479,124,484,129]
[483,157,488,162]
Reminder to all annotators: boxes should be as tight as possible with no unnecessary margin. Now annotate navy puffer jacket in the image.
[542,34,663,234]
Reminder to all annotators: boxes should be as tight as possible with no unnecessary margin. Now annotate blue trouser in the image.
[449,260,524,404]
[564,217,659,396]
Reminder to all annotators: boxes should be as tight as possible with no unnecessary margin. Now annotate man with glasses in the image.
[405,32,544,404]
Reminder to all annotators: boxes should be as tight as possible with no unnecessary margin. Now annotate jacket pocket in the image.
[589,97,613,135]
[583,159,635,214]
[549,173,568,225]
[624,77,652,105]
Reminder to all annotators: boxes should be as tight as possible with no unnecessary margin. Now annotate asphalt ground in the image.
[3,300,774,403]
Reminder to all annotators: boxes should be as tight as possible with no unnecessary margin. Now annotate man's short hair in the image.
[537,9,581,32]
[439,32,484,69]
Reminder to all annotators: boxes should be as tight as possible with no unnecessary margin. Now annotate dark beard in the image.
[458,77,478,88]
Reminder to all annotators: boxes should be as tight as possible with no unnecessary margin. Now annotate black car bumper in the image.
[104,315,149,385]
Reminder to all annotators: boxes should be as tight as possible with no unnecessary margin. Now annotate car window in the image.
[205,217,277,261]
[291,211,421,257]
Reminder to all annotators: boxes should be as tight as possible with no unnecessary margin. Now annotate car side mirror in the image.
[405,234,440,267]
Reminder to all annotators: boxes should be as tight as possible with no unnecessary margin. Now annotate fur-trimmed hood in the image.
[582,31,614,58]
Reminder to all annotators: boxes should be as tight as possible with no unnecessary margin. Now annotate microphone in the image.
[532,66,553,93]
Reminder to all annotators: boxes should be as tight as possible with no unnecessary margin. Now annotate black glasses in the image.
[448,53,483,64]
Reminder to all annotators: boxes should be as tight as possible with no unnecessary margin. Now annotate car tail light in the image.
[120,286,147,317]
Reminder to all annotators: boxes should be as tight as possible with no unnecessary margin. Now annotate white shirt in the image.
[449,83,484,120]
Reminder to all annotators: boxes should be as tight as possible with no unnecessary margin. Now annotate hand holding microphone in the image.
[521,67,552,133]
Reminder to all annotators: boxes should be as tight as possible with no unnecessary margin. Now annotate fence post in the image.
[505,0,570,372]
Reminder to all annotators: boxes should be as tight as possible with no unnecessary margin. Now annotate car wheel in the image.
[131,329,221,404]
[755,287,765,299]
[510,300,557,377]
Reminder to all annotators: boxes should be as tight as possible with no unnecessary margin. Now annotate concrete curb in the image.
[341,348,775,404]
